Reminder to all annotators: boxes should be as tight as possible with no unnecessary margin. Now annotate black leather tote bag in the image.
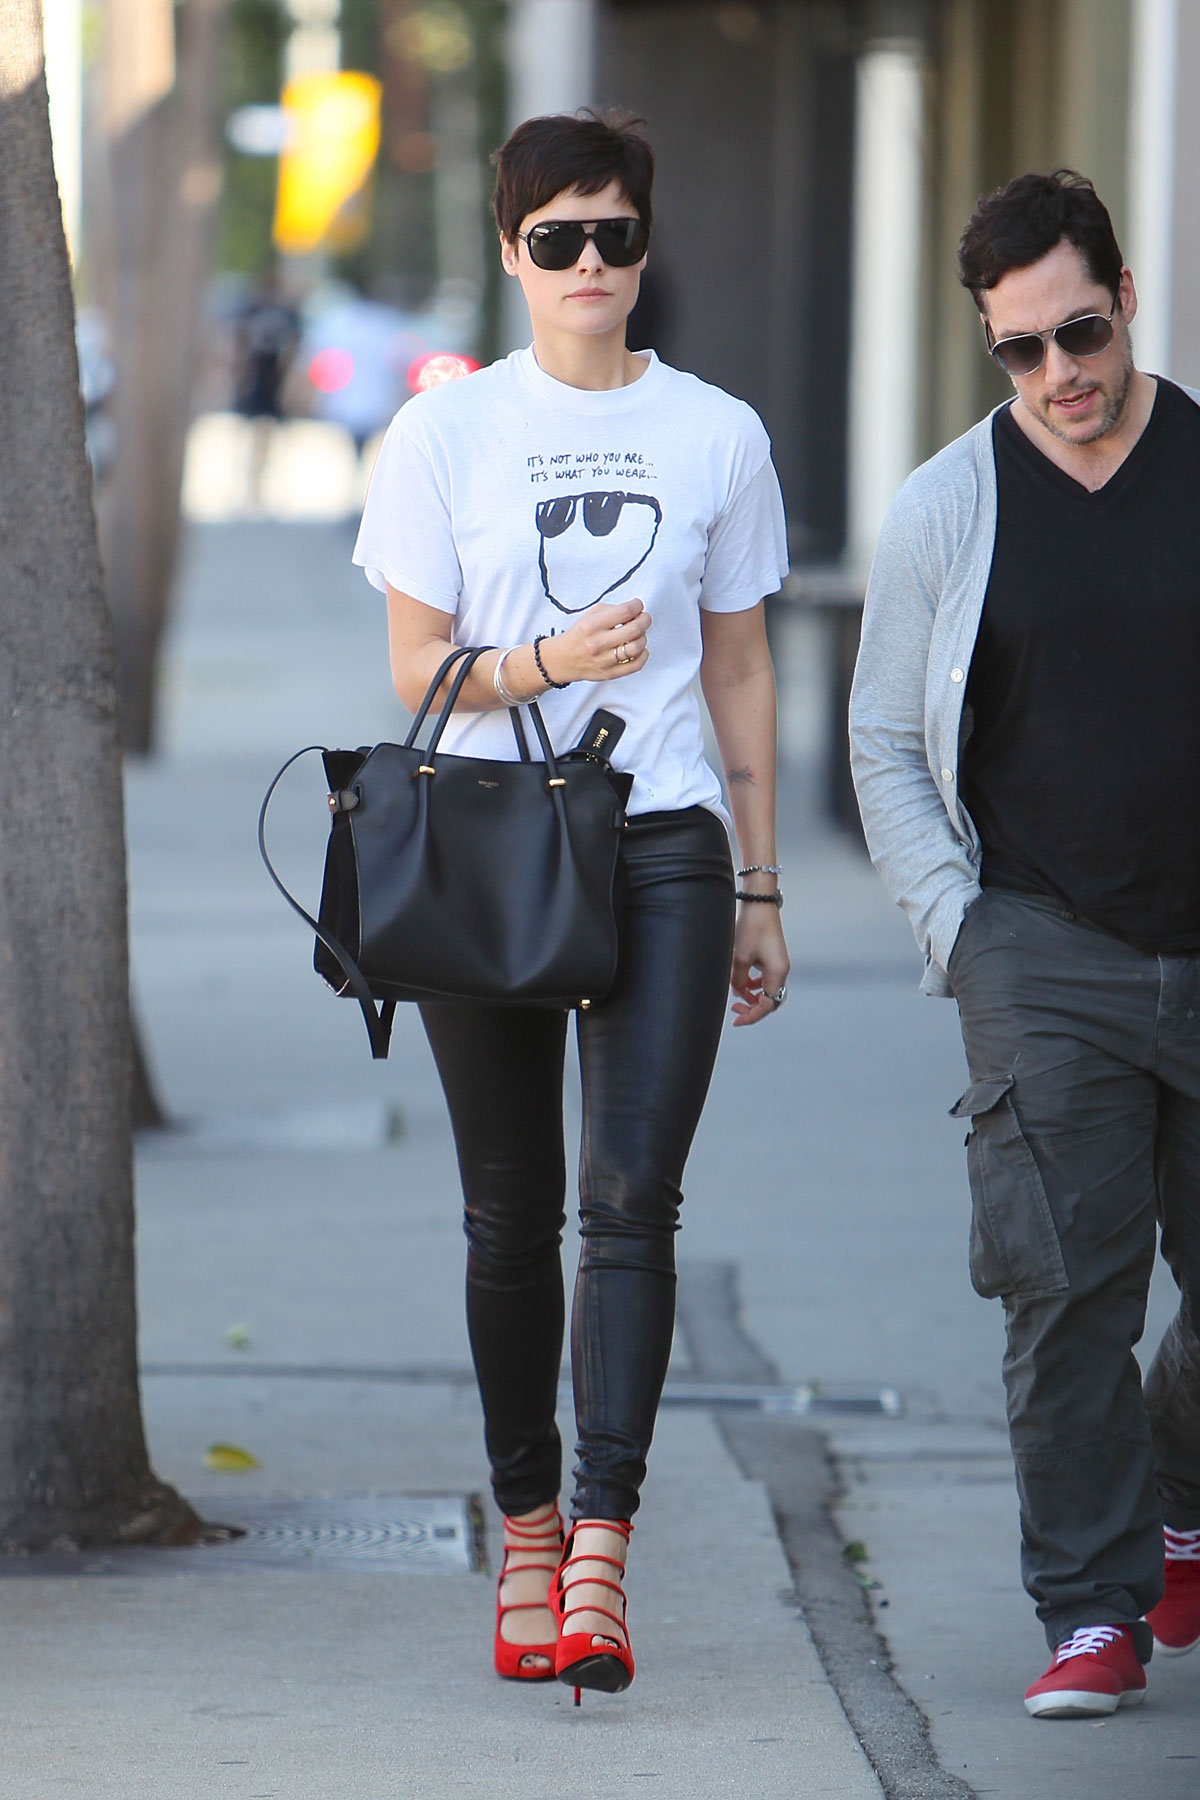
[259,646,632,1059]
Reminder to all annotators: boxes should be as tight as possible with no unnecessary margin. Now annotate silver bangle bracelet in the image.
[493,647,525,708]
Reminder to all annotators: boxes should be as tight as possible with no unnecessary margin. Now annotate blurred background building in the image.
[591,0,1199,571]
[37,0,1200,784]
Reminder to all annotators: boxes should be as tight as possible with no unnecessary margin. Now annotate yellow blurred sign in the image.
[273,72,382,255]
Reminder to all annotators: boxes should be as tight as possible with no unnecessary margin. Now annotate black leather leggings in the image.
[420,806,734,1522]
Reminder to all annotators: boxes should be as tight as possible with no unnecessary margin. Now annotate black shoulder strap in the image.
[257,746,395,1059]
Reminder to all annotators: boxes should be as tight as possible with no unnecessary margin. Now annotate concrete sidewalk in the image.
[5,515,1197,1799]
[0,521,883,1800]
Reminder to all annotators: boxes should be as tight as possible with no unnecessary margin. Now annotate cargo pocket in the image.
[949,1075,1068,1299]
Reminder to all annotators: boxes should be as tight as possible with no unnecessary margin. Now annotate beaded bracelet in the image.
[735,890,784,908]
[533,634,570,690]
[737,864,783,878]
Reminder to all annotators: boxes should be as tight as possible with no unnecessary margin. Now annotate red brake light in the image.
[407,351,480,392]
[308,347,355,392]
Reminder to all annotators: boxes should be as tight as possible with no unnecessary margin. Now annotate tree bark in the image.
[96,0,226,756]
[0,0,200,1549]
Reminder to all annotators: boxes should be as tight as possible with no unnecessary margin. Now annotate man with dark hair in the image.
[850,167,1200,1718]
[958,168,1123,309]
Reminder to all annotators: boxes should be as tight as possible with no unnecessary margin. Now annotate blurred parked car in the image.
[75,307,117,483]
[296,280,482,451]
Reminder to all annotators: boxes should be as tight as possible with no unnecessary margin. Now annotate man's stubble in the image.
[1028,332,1135,448]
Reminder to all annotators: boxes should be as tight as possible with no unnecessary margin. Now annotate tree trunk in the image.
[96,0,226,755]
[0,0,200,1549]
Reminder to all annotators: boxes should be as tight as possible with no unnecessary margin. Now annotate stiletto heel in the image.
[553,1518,634,1699]
[494,1504,564,1681]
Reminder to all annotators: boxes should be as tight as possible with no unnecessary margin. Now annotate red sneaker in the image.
[1023,1625,1147,1718]
[1146,1526,1200,1657]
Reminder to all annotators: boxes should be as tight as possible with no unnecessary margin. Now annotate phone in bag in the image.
[567,709,626,766]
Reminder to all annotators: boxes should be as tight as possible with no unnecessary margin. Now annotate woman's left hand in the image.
[729,905,790,1027]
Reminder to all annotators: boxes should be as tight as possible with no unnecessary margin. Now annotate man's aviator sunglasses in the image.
[518,217,651,271]
[985,298,1117,377]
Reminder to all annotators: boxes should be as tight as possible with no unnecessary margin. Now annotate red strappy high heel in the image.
[494,1504,564,1681]
[553,1518,634,1703]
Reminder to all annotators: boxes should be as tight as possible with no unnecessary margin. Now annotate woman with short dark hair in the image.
[354,110,789,1701]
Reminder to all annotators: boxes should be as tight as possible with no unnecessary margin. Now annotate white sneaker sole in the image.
[1025,1686,1145,1719]
[1153,1634,1200,1657]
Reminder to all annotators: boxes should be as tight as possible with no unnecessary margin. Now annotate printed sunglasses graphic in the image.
[535,490,662,614]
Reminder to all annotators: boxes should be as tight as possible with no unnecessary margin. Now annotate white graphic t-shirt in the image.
[352,347,789,819]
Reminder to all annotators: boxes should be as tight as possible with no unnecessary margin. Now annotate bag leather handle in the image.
[423,647,495,756]
[404,645,561,773]
[522,699,564,778]
[402,644,476,747]
[257,746,396,1059]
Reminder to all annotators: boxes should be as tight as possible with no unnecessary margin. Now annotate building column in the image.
[1169,0,1200,385]
[845,38,924,571]
[501,0,596,350]
[1127,0,1178,376]
[42,0,83,263]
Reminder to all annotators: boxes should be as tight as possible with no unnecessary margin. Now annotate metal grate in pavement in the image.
[139,1362,904,1418]
[660,1381,905,1418]
[0,1494,487,1579]
[213,1494,487,1571]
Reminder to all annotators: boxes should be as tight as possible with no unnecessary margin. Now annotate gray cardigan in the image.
[848,385,1200,997]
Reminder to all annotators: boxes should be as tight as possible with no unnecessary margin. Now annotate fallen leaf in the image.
[204,1442,260,1472]
[223,1324,252,1351]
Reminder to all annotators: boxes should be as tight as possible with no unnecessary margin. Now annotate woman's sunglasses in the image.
[986,299,1116,377]
[518,217,651,271]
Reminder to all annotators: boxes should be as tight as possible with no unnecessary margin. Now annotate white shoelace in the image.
[1165,1525,1200,1563]
[1053,1625,1123,1664]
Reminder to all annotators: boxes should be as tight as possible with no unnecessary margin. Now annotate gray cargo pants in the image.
[948,889,1200,1660]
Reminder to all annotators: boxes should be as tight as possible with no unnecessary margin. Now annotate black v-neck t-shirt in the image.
[959,378,1200,953]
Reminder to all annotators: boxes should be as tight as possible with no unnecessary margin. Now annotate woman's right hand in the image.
[540,598,651,685]
[384,585,650,714]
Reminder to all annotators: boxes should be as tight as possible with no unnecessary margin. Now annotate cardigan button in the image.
[950,667,964,682]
